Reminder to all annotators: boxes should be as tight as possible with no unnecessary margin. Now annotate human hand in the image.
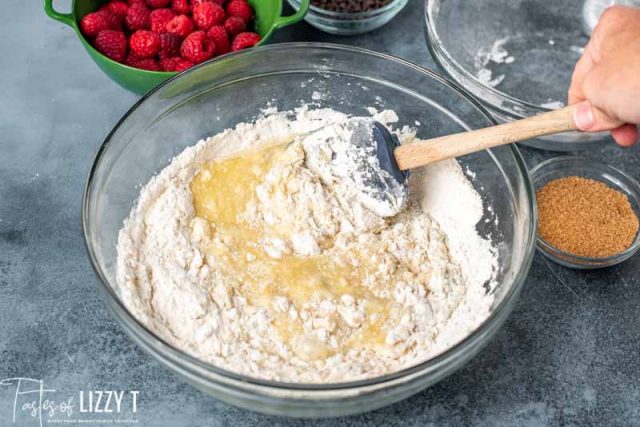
[568,5,640,146]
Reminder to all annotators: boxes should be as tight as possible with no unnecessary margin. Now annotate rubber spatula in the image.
[383,105,578,172]
[324,105,580,217]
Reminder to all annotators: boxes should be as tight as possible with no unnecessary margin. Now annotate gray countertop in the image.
[1,0,639,426]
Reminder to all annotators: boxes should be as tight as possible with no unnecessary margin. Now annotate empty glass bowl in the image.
[424,0,612,151]
[530,156,640,269]
[287,0,408,35]
[83,43,535,417]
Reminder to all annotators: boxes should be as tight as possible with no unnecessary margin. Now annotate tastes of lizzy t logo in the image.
[0,378,139,426]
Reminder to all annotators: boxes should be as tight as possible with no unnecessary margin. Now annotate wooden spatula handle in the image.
[394,105,578,170]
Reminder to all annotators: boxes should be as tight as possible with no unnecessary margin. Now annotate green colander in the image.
[44,0,309,94]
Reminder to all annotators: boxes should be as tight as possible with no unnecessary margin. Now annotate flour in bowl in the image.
[116,107,498,383]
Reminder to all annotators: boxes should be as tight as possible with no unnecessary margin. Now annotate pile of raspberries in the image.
[80,0,261,72]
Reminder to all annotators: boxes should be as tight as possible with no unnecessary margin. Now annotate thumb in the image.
[573,101,623,132]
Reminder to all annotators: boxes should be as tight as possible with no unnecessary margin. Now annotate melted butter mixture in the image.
[190,143,391,358]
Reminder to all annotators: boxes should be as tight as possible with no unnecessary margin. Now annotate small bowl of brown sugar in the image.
[530,156,640,269]
[287,0,408,35]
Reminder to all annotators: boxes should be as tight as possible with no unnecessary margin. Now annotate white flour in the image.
[473,38,566,109]
[474,36,514,88]
[540,100,565,109]
[301,117,407,218]
[116,107,498,383]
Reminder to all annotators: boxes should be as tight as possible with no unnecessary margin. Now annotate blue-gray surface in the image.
[1,1,639,426]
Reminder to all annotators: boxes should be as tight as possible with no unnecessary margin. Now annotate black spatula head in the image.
[372,121,409,186]
[301,118,410,218]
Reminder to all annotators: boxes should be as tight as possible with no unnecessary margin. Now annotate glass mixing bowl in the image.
[424,0,612,151]
[83,43,536,417]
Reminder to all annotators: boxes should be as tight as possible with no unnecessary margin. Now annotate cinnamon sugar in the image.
[537,176,639,258]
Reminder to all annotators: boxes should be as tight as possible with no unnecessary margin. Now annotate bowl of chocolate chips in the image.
[287,0,408,34]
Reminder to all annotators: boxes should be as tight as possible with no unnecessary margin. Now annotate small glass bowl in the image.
[530,156,640,269]
[287,0,408,35]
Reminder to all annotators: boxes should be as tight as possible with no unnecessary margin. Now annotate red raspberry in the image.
[125,53,143,63]
[125,4,151,31]
[174,57,194,71]
[231,31,260,51]
[159,57,177,71]
[159,56,193,71]
[180,31,216,63]
[128,0,146,6]
[171,0,191,15]
[126,56,160,71]
[207,25,229,55]
[193,0,224,5]
[101,2,129,23]
[159,32,182,58]
[226,0,253,23]
[223,16,246,37]
[129,30,161,58]
[146,0,171,8]
[150,8,176,32]
[94,30,127,62]
[166,14,194,38]
[80,12,119,38]
[193,2,225,30]
[103,10,124,29]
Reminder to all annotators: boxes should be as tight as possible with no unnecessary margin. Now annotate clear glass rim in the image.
[82,42,536,392]
[423,0,559,118]
[530,156,640,265]
[290,0,405,18]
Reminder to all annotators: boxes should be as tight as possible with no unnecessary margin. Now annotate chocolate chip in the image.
[311,0,393,13]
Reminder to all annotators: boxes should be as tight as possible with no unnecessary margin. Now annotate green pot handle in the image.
[273,0,310,30]
[44,0,75,27]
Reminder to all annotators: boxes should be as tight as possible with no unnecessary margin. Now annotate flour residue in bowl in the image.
[116,107,498,383]
[473,37,570,109]
[474,36,514,88]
